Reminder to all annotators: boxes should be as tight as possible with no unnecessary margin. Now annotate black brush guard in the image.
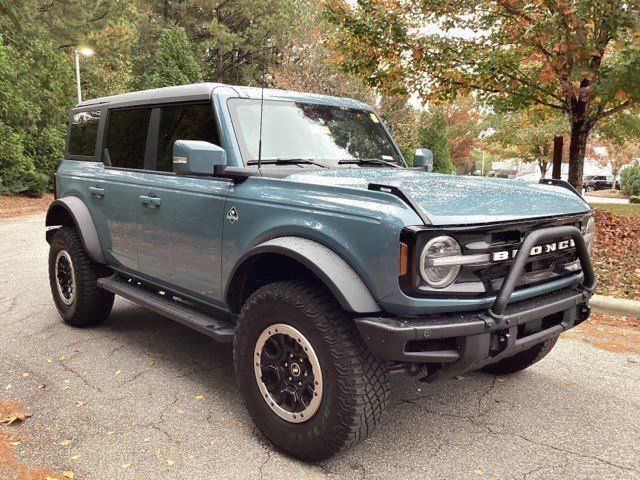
[355,226,596,379]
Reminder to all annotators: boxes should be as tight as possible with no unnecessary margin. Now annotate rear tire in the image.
[48,227,114,327]
[233,280,388,461]
[481,337,558,375]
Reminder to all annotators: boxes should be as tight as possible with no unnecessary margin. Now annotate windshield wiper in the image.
[338,158,401,168]
[247,158,327,168]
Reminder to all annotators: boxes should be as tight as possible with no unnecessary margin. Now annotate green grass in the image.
[589,202,640,217]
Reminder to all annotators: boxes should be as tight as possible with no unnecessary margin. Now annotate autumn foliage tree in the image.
[325,0,640,189]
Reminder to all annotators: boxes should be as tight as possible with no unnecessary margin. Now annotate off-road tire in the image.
[49,226,114,327]
[234,280,388,461]
[481,337,558,375]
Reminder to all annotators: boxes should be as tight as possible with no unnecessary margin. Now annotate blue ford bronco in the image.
[46,83,595,460]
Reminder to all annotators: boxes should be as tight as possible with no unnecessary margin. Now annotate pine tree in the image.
[418,108,455,174]
[143,25,202,89]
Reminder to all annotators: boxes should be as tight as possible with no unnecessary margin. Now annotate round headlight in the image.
[419,236,462,288]
[583,217,596,251]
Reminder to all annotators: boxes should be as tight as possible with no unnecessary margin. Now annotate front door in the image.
[92,106,154,271]
[136,102,229,303]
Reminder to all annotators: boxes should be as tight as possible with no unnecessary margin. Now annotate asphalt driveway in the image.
[1,214,639,479]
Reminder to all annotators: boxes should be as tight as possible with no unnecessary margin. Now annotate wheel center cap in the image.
[290,363,301,377]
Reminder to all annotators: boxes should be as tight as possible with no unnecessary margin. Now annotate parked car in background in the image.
[583,175,618,191]
[46,83,596,460]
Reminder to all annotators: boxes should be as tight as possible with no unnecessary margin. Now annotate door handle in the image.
[140,195,162,208]
[89,186,105,198]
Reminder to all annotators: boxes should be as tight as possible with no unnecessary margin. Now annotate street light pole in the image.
[73,47,94,104]
[74,49,82,104]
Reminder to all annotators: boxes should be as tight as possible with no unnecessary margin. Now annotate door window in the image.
[67,110,101,158]
[105,108,152,169]
[156,103,219,172]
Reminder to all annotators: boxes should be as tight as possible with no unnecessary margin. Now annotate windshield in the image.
[227,98,404,166]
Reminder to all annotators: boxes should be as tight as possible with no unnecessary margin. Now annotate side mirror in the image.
[413,148,433,172]
[172,140,227,175]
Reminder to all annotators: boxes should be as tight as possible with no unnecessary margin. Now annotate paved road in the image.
[1,214,639,480]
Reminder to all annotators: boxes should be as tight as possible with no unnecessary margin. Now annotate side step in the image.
[97,276,235,342]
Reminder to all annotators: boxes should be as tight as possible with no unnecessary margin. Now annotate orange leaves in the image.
[592,208,640,300]
[0,401,32,426]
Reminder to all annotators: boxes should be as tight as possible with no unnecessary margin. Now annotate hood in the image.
[286,168,590,226]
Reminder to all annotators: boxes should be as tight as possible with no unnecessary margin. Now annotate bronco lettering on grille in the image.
[492,239,575,261]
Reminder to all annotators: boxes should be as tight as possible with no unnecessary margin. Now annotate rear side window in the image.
[67,110,101,158]
[156,103,218,172]
[105,108,151,169]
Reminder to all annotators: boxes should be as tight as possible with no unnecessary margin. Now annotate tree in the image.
[325,0,640,189]
[443,97,483,174]
[487,110,568,178]
[81,22,137,99]
[378,95,419,161]
[271,0,375,103]
[141,0,298,85]
[142,25,202,89]
[418,107,456,173]
[0,3,74,196]
[594,140,640,179]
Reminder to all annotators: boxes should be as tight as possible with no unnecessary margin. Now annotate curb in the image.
[590,294,640,317]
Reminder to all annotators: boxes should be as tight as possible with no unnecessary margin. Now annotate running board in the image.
[97,276,235,342]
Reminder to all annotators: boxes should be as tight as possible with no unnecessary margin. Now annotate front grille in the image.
[403,213,591,298]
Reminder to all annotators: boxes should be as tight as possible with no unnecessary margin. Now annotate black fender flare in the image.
[225,236,381,314]
[45,196,106,264]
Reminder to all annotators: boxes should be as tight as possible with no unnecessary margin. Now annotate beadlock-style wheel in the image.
[253,323,323,423]
[55,250,76,305]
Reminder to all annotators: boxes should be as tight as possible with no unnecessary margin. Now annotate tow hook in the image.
[489,329,510,357]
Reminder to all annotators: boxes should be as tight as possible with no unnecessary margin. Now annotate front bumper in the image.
[355,225,596,380]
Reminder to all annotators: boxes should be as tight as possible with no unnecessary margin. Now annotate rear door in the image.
[91,107,153,271]
[136,102,230,304]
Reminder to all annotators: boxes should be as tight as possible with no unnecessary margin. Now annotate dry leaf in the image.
[121,463,132,469]
[21,372,29,378]
[60,439,72,446]
[75,401,87,407]
[166,459,174,466]
[194,394,205,400]
[115,370,122,375]
[474,468,484,475]
[62,470,75,479]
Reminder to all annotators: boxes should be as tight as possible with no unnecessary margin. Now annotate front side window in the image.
[156,103,218,172]
[105,108,151,169]
[227,99,403,166]
[67,110,101,158]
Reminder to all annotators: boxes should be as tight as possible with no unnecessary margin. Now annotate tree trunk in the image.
[538,159,549,178]
[567,121,590,191]
[552,136,563,179]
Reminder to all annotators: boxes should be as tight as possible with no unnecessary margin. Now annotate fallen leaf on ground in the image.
[62,470,75,478]
[59,439,72,446]
[0,401,32,425]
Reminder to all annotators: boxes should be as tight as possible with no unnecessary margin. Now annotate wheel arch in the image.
[225,237,381,314]
[45,197,106,264]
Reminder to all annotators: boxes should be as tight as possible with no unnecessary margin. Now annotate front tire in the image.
[481,337,558,375]
[234,280,388,461]
[48,227,114,327]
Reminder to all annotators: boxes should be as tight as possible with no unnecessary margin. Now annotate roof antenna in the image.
[257,49,267,169]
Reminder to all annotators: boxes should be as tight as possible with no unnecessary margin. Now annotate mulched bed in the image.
[0,194,53,221]
[591,208,640,300]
